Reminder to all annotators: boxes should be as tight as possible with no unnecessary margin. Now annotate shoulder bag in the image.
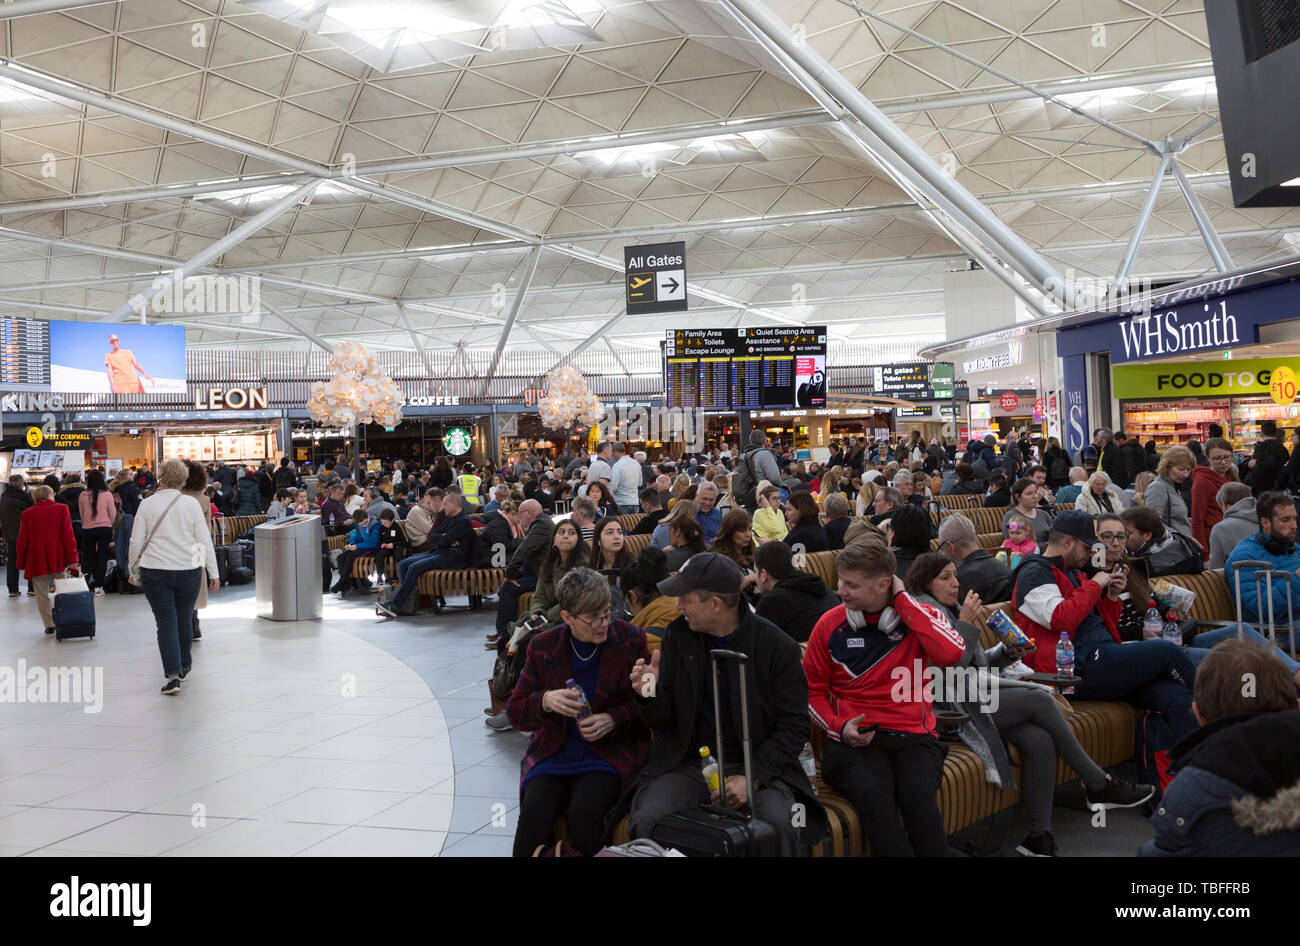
[128,493,183,585]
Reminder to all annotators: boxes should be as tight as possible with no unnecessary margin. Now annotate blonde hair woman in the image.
[1144,444,1196,541]
[817,469,841,502]
[855,480,879,518]
[1131,471,1156,505]
[129,458,219,695]
[666,473,691,511]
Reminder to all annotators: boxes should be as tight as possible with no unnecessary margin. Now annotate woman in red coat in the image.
[1190,438,1238,562]
[16,485,80,634]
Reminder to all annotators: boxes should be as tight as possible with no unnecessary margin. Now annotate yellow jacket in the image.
[752,506,788,542]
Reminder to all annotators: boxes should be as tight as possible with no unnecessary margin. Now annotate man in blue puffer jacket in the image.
[331,511,380,597]
[1224,491,1300,648]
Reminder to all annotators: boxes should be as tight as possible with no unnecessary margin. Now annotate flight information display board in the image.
[871,362,953,400]
[664,326,827,410]
[0,318,50,386]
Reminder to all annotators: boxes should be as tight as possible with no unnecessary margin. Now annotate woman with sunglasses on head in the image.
[508,567,650,857]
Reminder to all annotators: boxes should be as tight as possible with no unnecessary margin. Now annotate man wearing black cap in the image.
[1009,509,1198,741]
[619,552,826,855]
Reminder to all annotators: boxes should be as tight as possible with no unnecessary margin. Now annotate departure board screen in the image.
[0,318,50,386]
[664,326,827,410]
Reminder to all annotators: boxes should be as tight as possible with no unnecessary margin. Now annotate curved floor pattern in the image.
[0,584,523,856]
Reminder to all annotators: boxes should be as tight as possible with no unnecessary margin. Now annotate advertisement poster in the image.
[49,321,186,394]
[795,355,827,408]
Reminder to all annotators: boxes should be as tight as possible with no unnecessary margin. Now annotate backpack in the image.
[730,448,763,500]
[1048,453,1069,482]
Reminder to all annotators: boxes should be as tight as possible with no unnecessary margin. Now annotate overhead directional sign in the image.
[625,240,687,314]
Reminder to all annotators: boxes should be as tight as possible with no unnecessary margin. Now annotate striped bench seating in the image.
[624,533,652,556]
[977,532,1004,550]
[616,513,645,532]
[937,506,1007,535]
[936,495,982,510]
[209,514,267,544]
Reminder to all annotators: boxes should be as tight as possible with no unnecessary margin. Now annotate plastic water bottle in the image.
[799,741,817,779]
[564,678,591,719]
[1163,611,1182,647]
[1055,632,1075,695]
[1143,599,1164,640]
[700,747,720,794]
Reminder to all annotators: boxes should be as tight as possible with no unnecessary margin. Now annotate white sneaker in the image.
[93,588,105,597]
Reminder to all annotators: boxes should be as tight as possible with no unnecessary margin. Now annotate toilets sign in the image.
[625,240,687,314]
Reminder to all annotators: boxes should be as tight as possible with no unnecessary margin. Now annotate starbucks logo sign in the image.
[444,426,472,456]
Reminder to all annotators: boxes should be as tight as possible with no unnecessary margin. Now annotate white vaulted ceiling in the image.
[0,0,1295,362]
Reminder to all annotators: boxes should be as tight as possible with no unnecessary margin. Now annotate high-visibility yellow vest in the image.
[457,474,481,504]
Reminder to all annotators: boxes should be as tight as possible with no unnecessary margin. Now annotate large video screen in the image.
[49,321,186,394]
[664,326,827,410]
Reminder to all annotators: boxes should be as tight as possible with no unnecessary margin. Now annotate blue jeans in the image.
[142,566,202,678]
[617,504,639,515]
[392,552,456,610]
[1186,623,1300,675]
[1075,638,1198,741]
[495,575,538,635]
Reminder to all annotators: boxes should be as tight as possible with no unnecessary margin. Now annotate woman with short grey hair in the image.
[506,567,650,857]
[129,458,219,695]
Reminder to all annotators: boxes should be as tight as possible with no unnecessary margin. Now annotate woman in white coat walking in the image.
[129,459,219,695]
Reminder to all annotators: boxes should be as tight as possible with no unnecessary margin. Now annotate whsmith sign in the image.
[1057,279,1299,364]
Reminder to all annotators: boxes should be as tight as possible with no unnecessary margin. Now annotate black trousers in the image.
[81,527,113,589]
[822,730,948,857]
[333,549,370,592]
[513,771,622,857]
[6,556,32,595]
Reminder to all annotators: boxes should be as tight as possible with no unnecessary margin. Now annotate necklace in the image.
[570,636,600,662]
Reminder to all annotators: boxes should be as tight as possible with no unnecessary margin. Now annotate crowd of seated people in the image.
[26,433,1279,854]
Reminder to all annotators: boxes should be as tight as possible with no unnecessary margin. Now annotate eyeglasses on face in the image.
[575,612,612,628]
[1098,531,1127,542]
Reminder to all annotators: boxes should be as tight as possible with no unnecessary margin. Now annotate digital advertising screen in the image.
[49,321,186,394]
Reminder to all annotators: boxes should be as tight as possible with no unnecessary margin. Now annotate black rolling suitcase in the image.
[650,649,780,857]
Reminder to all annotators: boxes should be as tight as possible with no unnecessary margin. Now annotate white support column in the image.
[479,247,542,399]
[1169,157,1235,274]
[110,181,320,322]
[1115,153,1172,285]
[718,0,1075,309]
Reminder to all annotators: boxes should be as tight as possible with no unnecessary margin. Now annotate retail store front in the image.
[1113,353,1300,455]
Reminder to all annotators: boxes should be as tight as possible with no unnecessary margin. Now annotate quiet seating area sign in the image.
[625,240,687,314]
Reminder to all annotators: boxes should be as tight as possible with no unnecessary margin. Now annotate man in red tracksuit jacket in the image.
[804,540,966,856]
[1009,509,1197,741]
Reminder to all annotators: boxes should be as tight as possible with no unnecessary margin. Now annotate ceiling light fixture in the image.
[238,0,603,72]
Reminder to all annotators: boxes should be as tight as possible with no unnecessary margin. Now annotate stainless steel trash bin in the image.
[254,515,324,621]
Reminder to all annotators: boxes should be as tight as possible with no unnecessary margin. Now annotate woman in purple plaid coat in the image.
[508,567,651,856]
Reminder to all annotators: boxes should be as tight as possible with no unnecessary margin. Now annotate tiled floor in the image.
[0,585,527,856]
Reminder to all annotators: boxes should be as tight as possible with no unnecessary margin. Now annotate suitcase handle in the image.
[708,648,756,823]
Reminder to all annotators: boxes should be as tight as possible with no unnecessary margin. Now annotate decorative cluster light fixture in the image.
[306,341,405,428]
[537,365,602,430]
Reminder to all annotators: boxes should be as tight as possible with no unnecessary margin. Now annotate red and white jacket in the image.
[1010,553,1122,673]
[803,591,966,739]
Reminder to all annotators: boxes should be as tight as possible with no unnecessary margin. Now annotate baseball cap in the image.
[657,552,743,598]
[1051,509,1097,543]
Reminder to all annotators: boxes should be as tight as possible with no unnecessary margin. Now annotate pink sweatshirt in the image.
[78,489,117,529]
